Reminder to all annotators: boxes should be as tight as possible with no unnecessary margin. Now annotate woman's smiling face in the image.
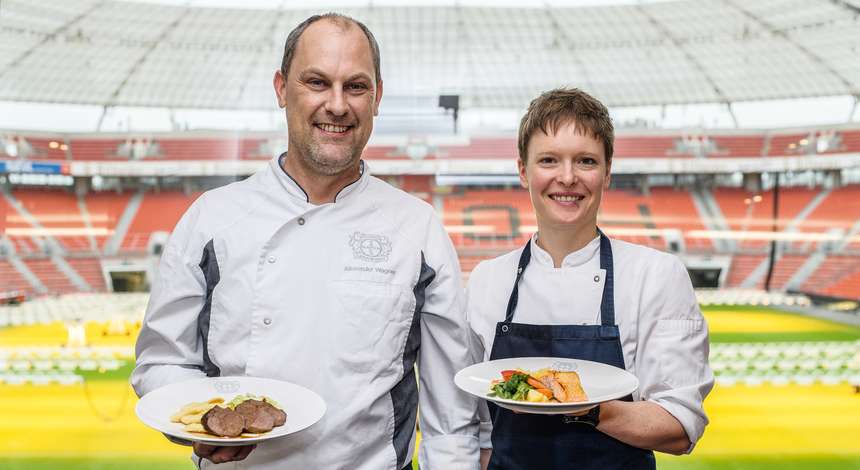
[519,120,611,232]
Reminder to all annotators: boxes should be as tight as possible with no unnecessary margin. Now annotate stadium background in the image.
[1,0,859,469]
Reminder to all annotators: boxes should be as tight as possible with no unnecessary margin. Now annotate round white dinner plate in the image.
[454,357,638,415]
[135,376,326,446]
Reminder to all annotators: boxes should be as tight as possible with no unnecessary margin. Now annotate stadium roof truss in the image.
[0,0,859,111]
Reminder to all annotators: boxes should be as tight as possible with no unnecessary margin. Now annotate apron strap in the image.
[504,243,532,323]
[504,230,616,326]
[597,229,615,326]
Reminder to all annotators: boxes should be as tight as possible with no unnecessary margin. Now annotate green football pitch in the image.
[1,305,858,469]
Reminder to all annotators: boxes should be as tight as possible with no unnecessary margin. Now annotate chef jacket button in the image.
[267,256,276,264]
[263,317,272,325]
[297,217,306,225]
[594,275,600,282]
[501,325,509,333]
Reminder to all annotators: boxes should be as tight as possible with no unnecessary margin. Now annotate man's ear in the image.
[373,79,383,116]
[518,158,528,189]
[273,70,287,109]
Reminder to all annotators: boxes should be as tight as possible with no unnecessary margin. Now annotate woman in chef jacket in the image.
[467,88,714,470]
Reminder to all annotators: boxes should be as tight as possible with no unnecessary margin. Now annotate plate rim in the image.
[134,375,326,445]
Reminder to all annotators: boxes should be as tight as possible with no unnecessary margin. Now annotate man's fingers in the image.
[233,445,257,461]
[193,443,217,458]
[209,445,256,464]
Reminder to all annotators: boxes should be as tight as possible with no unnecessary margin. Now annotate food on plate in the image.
[489,368,587,403]
[172,394,287,438]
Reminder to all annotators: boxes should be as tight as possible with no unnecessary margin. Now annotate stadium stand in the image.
[0,260,32,296]
[707,135,766,157]
[121,191,201,252]
[68,139,127,160]
[66,258,107,292]
[725,255,768,288]
[22,259,77,295]
[13,189,90,253]
[84,192,132,251]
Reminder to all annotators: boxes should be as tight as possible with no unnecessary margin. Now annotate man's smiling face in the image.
[276,19,382,176]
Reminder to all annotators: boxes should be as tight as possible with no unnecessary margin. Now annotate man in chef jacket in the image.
[466,88,714,470]
[132,13,480,470]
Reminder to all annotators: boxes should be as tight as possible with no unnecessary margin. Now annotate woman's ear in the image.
[518,158,528,189]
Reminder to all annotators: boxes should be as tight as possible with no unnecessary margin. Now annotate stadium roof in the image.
[1,0,859,111]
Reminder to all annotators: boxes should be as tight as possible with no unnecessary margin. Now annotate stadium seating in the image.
[0,260,32,295]
[766,133,810,156]
[13,189,91,253]
[69,139,127,160]
[22,259,77,295]
[801,255,860,295]
[442,189,533,251]
[800,186,860,247]
[840,129,860,153]
[725,255,767,288]
[66,258,107,292]
[615,135,683,158]
[710,340,860,387]
[122,191,201,252]
[707,135,765,157]
[19,137,68,161]
[84,192,131,250]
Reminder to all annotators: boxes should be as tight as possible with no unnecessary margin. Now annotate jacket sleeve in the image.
[634,254,715,453]
[416,212,480,470]
[131,197,210,398]
[464,261,494,449]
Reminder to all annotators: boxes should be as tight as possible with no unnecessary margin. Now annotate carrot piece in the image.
[501,370,519,380]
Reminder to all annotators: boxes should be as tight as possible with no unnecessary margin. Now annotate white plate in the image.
[454,357,638,415]
[135,376,326,446]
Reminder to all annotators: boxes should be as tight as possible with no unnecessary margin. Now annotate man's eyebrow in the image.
[298,68,328,78]
[298,68,372,83]
[345,72,373,83]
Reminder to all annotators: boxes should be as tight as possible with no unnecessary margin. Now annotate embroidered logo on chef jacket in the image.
[349,232,392,263]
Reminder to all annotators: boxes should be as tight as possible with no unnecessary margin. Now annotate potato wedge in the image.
[184,423,206,433]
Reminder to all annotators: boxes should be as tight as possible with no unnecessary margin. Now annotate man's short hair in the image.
[517,88,614,165]
[280,13,382,86]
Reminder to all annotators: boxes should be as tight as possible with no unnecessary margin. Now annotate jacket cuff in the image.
[419,434,480,470]
[479,421,493,449]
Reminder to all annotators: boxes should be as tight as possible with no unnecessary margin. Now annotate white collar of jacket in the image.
[530,232,601,268]
[271,153,369,204]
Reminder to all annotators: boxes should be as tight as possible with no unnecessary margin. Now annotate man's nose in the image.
[325,88,348,117]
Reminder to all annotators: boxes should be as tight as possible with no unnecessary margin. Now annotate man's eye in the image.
[347,82,368,91]
[307,79,325,87]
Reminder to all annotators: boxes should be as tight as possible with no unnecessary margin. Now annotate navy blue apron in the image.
[487,231,656,469]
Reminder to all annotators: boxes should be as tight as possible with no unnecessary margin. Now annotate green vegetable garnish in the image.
[489,373,533,401]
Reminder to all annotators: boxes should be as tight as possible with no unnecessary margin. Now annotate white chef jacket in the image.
[467,234,713,454]
[132,155,479,470]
